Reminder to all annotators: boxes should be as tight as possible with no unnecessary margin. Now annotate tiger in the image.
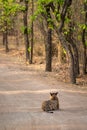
[42,92,59,113]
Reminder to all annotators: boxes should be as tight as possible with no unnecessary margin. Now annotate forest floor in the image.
[0,48,87,130]
[0,47,87,89]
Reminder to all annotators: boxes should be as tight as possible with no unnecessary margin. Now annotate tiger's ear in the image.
[55,92,58,95]
[50,93,53,96]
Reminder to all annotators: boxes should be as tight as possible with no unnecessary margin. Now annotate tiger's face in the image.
[50,92,58,100]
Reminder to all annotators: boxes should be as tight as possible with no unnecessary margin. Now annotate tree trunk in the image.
[68,40,80,77]
[45,5,52,72]
[72,44,80,77]
[57,32,76,84]
[24,28,29,61]
[83,46,87,74]
[45,28,52,71]
[5,31,9,52]
[5,22,9,52]
[30,0,34,64]
[66,11,80,77]
[82,2,87,74]
[68,45,76,84]
[82,29,87,74]
[23,0,29,62]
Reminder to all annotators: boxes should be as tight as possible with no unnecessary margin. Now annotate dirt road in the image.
[0,54,87,130]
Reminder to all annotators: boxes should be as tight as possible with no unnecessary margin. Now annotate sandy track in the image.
[0,55,87,130]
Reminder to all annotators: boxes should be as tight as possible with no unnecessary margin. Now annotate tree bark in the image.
[56,31,76,84]
[66,10,80,77]
[68,45,76,83]
[30,0,34,64]
[45,28,52,71]
[72,43,79,77]
[5,32,9,52]
[5,21,9,52]
[45,5,52,72]
[82,29,87,74]
[82,2,87,74]
[23,0,30,62]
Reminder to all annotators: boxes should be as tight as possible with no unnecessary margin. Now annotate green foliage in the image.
[0,0,24,32]
[28,47,31,52]
[37,0,64,5]
[33,0,66,31]
[79,24,87,30]
[56,13,61,21]
[63,48,67,55]
[85,41,87,46]
[21,26,31,34]
[64,30,69,35]
[78,35,82,40]
[84,0,87,3]
[65,16,71,24]
[36,0,64,15]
